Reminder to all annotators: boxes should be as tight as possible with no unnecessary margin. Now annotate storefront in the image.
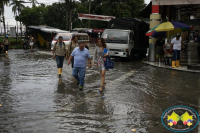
[140,0,200,68]
[27,25,69,48]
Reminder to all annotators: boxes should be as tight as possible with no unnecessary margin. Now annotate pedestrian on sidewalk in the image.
[53,36,68,77]
[155,36,164,62]
[68,35,79,68]
[28,35,35,51]
[170,34,183,68]
[3,35,10,55]
[68,41,91,90]
[92,38,109,93]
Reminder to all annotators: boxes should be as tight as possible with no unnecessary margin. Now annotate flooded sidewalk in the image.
[143,61,200,73]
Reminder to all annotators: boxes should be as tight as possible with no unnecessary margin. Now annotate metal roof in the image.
[28,26,69,33]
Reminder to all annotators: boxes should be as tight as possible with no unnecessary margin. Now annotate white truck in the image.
[102,18,149,59]
[102,29,134,59]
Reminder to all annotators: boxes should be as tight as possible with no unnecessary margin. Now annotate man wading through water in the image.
[53,36,68,77]
[68,35,79,68]
[68,42,91,90]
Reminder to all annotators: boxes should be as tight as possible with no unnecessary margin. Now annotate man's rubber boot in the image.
[176,60,181,67]
[60,68,62,75]
[172,61,177,68]
[5,51,8,54]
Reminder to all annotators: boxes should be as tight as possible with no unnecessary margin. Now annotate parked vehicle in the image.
[22,39,30,49]
[51,33,89,51]
[0,42,5,53]
[102,18,149,59]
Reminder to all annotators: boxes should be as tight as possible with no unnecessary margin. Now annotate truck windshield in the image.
[102,30,128,44]
[54,35,71,41]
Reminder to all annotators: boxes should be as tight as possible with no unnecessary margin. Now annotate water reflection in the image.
[0,55,15,132]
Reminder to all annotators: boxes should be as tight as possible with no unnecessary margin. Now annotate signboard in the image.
[92,29,104,33]
[78,13,115,22]
[152,0,200,5]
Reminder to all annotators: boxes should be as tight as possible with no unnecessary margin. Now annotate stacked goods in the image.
[187,41,200,70]
[187,42,199,65]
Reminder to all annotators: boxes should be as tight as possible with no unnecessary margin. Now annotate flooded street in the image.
[0,48,200,133]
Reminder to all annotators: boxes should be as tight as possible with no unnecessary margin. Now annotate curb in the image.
[142,61,200,73]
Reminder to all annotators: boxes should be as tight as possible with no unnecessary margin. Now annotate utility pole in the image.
[69,0,72,32]
[0,19,2,35]
[7,20,10,34]
[88,0,91,28]
[66,10,69,31]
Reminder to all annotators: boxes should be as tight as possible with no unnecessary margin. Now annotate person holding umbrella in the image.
[170,34,183,68]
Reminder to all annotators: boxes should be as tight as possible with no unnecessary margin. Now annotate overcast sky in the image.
[3,0,151,27]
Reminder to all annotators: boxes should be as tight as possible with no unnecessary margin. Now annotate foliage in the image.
[9,0,25,16]
[17,0,146,29]
[0,0,10,34]
[17,6,47,26]
[44,3,66,30]
[0,36,22,43]
[29,0,38,8]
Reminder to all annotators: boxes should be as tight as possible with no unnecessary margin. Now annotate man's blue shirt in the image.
[71,47,91,67]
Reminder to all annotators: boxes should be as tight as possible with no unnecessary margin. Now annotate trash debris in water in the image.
[102,96,105,98]
[0,104,2,107]
[131,129,136,132]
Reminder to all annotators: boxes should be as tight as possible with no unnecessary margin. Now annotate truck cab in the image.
[102,29,134,59]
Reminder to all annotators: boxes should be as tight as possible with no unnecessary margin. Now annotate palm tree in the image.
[10,0,25,37]
[0,0,10,35]
[29,0,38,8]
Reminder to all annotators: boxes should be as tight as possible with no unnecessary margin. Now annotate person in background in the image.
[170,34,183,68]
[3,35,10,55]
[68,35,79,68]
[68,41,91,90]
[53,36,68,77]
[197,34,200,60]
[85,43,89,50]
[92,38,109,93]
[155,36,165,62]
[28,35,35,51]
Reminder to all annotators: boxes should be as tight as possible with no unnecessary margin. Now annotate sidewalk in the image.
[143,61,200,73]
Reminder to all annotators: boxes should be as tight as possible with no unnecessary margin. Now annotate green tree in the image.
[0,0,10,35]
[93,0,145,18]
[44,3,66,30]
[10,0,25,37]
[17,6,47,26]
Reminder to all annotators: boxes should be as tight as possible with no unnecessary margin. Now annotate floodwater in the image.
[0,48,200,133]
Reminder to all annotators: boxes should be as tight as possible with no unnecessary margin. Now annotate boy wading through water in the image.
[3,35,10,55]
[52,36,68,77]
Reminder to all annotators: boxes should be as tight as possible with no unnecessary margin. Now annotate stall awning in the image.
[28,26,69,33]
[40,28,69,33]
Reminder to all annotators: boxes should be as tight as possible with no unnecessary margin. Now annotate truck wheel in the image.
[128,51,134,60]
